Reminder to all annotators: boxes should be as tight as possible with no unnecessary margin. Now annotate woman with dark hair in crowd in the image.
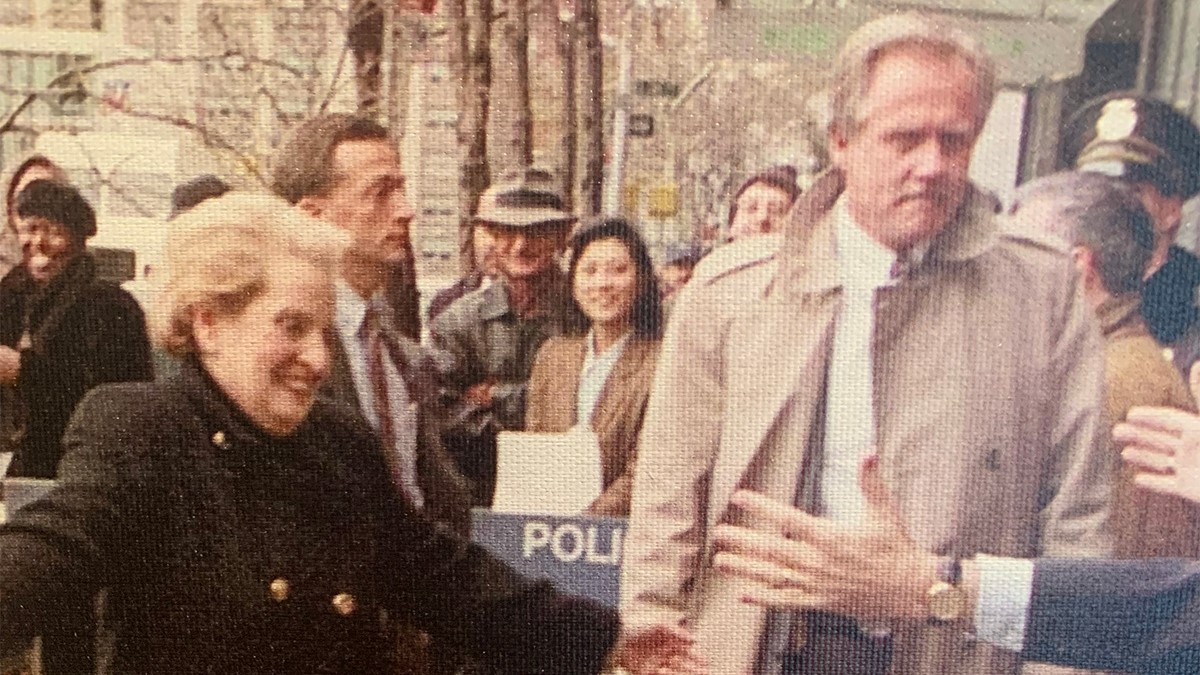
[0,193,619,674]
[525,218,664,516]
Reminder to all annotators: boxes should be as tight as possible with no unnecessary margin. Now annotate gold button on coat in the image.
[332,593,356,616]
[211,431,228,449]
[269,578,289,602]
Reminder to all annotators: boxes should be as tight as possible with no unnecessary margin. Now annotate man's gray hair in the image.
[1012,171,1154,295]
[829,13,997,138]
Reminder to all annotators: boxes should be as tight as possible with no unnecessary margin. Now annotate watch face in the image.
[927,581,966,622]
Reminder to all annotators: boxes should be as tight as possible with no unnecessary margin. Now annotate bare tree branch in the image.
[0,51,305,135]
[317,43,351,115]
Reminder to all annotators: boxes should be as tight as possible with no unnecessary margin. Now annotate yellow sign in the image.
[648,183,679,218]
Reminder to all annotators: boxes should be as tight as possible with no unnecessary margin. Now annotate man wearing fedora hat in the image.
[1065,93,1200,347]
[430,168,577,506]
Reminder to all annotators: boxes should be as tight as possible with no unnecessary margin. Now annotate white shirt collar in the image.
[334,280,377,341]
[832,197,929,288]
[583,329,632,369]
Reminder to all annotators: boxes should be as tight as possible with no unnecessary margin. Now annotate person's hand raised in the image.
[1118,363,1200,504]
[711,454,938,619]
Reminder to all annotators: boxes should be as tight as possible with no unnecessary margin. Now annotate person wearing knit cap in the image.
[657,242,706,303]
[0,179,152,673]
[0,179,152,479]
[727,165,802,240]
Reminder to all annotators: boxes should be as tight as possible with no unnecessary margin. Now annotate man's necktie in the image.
[363,305,397,474]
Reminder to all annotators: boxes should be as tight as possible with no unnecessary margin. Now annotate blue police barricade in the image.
[470,509,625,608]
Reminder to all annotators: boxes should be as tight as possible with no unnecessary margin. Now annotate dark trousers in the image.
[778,612,892,675]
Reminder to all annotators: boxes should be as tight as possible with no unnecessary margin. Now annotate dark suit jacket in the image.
[1023,558,1200,673]
[0,362,617,675]
[321,327,472,535]
[525,335,659,516]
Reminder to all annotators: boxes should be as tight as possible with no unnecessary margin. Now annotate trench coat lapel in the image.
[709,176,844,525]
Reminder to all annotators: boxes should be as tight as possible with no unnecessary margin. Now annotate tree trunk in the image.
[450,0,493,276]
[578,0,603,216]
[349,0,384,117]
[512,0,533,167]
[559,16,576,213]
[384,4,411,140]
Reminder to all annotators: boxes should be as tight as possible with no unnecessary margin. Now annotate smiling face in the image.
[573,238,639,332]
[17,215,82,284]
[830,45,983,252]
[195,257,334,436]
[307,139,413,268]
[488,223,570,281]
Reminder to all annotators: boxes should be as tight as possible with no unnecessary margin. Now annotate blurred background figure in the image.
[726,164,801,241]
[0,180,152,479]
[1011,170,1200,559]
[429,169,576,507]
[168,174,230,221]
[1064,93,1200,347]
[150,175,233,382]
[525,218,663,516]
[2,154,68,278]
[656,241,706,304]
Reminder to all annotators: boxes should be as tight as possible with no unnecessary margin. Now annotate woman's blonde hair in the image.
[153,192,348,356]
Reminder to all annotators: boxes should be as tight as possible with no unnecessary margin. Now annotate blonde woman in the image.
[0,193,616,674]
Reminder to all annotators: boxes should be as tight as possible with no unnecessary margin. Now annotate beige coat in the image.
[620,171,1113,675]
[525,335,659,516]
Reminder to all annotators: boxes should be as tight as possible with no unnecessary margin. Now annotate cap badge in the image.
[1095,99,1139,142]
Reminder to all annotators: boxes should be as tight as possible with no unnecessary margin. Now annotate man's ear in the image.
[190,305,219,356]
[297,195,325,220]
[827,123,851,166]
[1071,246,1096,282]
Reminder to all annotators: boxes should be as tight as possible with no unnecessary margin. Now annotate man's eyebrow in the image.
[367,174,406,191]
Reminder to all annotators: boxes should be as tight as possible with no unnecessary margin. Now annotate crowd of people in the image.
[2,9,1200,675]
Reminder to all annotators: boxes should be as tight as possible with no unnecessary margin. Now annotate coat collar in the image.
[477,271,570,322]
[1096,293,1148,340]
[777,169,1001,297]
[178,357,315,456]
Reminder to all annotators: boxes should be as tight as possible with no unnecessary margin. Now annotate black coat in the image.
[0,362,617,674]
[0,254,153,477]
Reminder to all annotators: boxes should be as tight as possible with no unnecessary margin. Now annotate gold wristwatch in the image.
[926,557,966,622]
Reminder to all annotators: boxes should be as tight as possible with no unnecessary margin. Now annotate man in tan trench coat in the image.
[617,13,1112,675]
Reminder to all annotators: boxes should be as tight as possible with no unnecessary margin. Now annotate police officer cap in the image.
[1063,92,1200,199]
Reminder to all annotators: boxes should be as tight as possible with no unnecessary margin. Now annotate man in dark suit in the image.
[271,114,471,533]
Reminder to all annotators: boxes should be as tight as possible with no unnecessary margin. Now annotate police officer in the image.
[1063,93,1200,346]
